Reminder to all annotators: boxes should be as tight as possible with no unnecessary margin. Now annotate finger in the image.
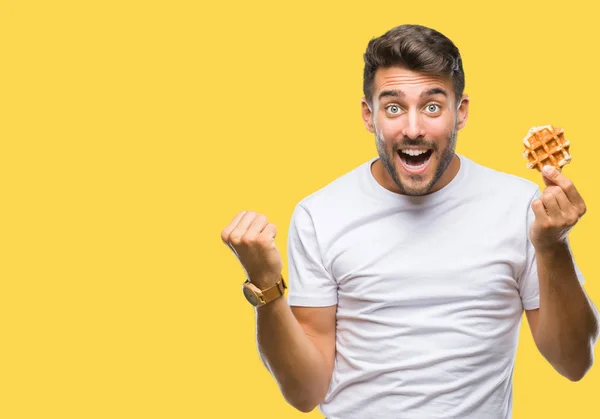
[531,198,550,223]
[225,240,240,259]
[261,223,277,240]
[540,191,562,219]
[554,189,576,216]
[541,165,561,187]
[244,214,269,238]
[541,165,584,208]
[552,186,582,225]
[545,186,572,213]
[542,173,555,188]
[228,211,258,244]
[221,211,247,244]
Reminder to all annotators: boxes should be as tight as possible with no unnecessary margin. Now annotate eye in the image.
[386,105,401,114]
[426,104,440,113]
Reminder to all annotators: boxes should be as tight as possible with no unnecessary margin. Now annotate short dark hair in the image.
[363,24,465,105]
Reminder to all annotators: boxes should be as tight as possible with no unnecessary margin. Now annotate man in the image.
[220,24,599,418]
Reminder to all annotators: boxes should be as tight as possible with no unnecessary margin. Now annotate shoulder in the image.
[461,155,540,202]
[295,157,375,215]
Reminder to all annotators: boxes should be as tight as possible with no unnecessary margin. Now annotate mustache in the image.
[394,138,439,152]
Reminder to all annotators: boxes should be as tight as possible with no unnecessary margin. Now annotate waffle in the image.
[522,125,572,172]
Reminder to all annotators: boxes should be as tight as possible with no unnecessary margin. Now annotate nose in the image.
[401,109,426,139]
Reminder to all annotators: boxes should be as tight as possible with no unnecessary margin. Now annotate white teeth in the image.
[401,149,429,156]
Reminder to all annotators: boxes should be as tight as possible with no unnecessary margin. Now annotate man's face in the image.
[362,66,469,196]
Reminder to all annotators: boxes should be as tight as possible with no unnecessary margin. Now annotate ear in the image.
[361,98,375,133]
[456,94,470,131]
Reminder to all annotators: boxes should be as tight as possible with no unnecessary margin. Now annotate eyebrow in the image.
[377,88,448,101]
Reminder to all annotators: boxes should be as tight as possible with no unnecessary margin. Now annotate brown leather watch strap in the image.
[260,275,287,304]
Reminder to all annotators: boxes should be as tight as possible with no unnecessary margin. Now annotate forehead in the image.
[373,66,452,99]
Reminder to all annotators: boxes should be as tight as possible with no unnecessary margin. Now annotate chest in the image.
[324,202,526,314]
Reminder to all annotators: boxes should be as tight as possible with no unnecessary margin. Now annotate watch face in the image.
[243,285,259,306]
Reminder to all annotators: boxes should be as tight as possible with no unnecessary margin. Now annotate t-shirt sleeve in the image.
[286,203,338,307]
[518,188,585,311]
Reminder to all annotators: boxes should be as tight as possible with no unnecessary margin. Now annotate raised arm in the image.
[221,210,336,412]
[526,166,599,381]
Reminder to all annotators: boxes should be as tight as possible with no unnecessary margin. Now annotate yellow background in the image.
[1,0,598,417]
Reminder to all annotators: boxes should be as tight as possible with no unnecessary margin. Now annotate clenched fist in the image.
[221,211,283,289]
[529,165,587,252]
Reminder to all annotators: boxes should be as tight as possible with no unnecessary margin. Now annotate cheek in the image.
[424,117,453,137]
[375,119,400,141]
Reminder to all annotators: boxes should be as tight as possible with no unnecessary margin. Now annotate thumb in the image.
[541,165,560,186]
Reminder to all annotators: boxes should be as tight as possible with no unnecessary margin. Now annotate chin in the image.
[393,153,438,195]
[398,178,436,196]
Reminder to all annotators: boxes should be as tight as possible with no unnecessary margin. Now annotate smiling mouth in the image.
[397,149,433,169]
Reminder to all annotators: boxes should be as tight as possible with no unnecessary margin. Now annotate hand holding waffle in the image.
[524,126,587,251]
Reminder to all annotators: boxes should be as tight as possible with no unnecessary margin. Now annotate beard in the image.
[374,118,458,196]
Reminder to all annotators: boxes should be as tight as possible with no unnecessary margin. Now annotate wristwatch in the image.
[242,275,287,307]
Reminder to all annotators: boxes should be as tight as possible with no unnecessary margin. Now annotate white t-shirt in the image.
[286,154,584,419]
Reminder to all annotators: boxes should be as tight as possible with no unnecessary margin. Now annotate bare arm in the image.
[220,210,336,411]
[256,295,336,412]
[526,245,599,381]
[526,166,599,381]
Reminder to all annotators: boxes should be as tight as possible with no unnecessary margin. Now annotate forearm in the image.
[255,297,330,412]
[534,243,599,380]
